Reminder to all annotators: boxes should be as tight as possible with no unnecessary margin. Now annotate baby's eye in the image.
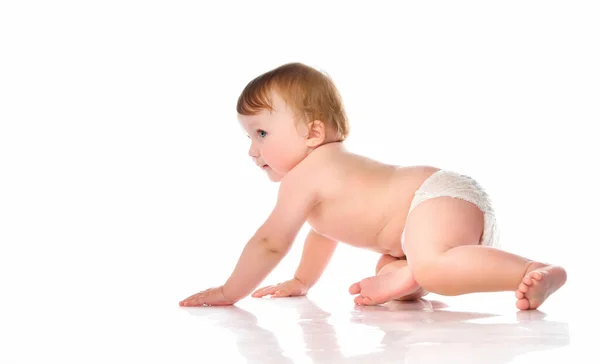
[257,130,267,138]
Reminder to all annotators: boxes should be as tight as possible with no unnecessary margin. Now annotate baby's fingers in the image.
[272,288,290,297]
[252,285,277,298]
[179,291,207,306]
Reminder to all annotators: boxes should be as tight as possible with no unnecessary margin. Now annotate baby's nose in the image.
[248,144,259,158]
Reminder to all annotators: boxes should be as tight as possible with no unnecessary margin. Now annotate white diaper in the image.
[403,170,500,248]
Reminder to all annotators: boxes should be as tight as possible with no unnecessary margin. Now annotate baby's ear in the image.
[305,120,326,147]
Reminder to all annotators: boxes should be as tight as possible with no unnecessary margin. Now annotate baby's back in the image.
[304,142,438,257]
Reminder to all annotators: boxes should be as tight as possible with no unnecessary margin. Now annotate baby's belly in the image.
[376,213,408,257]
[308,211,408,258]
[309,221,380,250]
[307,201,411,258]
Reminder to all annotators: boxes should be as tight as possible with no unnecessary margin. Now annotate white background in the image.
[1,1,598,363]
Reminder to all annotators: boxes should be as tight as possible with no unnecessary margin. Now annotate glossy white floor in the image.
[0,237,591,364]
[180,291,577,364]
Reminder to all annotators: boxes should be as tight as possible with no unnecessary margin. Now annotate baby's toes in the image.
[349,282,361,295]
[530,271,543,281]
[364,297,376,305]
[516,298,530,310]
[354,295,374,306]
[515,290,525,299]
[522,275,533,285]
[361,296,375,305]
[518,282,529,293]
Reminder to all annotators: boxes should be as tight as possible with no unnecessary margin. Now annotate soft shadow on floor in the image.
[182,297,570,363]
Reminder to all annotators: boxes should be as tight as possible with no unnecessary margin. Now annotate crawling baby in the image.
[180,62,566,310]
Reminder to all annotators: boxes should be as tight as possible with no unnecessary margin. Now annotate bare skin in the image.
[180,90,567,310]
[348,255,426,305]
[516,263,567,310]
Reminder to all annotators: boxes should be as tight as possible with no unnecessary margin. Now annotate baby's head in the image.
[237,62,349,182]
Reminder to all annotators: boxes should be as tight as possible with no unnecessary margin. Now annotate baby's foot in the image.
[348,266,421,306]
[515,263,567,310]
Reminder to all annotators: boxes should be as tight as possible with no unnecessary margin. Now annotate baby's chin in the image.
[267,173,284,183]
[264,167,285,182]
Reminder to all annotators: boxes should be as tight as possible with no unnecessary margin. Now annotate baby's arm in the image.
[252,229,337,298]
[223,174,318,301]
[180,169,317,306]
[294,230,338,289]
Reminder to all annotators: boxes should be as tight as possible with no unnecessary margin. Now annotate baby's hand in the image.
[179,286,235,307]
[251,277,308,298]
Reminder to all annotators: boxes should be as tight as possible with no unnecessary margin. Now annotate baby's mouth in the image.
[262,164,270,169]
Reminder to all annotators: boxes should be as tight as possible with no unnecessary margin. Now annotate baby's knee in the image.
[375,254,404,274]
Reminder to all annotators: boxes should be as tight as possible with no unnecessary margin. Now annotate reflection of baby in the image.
[188,299,569,363]
[348,303,570,363]
[180,62,567,310]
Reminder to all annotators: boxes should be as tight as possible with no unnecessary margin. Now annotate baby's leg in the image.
[403,197,566,310]
[348,255,427,305]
